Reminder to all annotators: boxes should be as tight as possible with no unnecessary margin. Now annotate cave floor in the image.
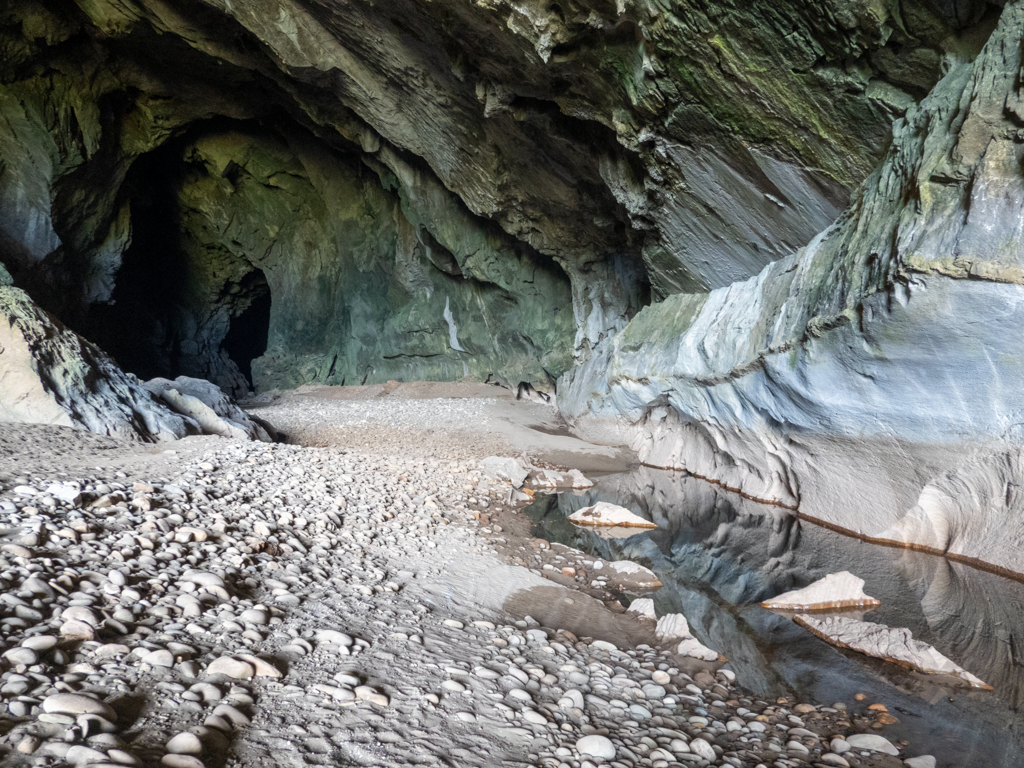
[0,386,925,768]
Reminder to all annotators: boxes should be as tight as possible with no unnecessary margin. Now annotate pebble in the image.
[0,408,945,768]
[688,738,716,761]
[166,732,203,755]
[576,735,616,760]
[142,649,175,667]
[820,754,850,767]
[3,646,38,665]
[161,756,204,768]
[205,657,254,679]
[354,686,389,706]
[42,694,117,721]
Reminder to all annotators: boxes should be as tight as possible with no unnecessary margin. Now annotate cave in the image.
[221,277,272,391]
[3,0,1024,762]
[76,126,279,398]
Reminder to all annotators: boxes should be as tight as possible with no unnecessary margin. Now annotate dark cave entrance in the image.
[84,137,191,382]
[84,122,274,396]
[222,277,272,390]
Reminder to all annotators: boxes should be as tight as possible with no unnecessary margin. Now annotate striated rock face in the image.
[0,284,195,440]
[794,614,991,689]
[0,0,998,393]
[0,0,1021,574]
[560,1,1024,574]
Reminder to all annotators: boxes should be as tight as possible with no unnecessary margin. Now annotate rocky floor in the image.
[0,387,936,768]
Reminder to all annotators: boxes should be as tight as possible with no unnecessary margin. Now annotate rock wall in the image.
[0,283,195,440]
[0,0,999,394]
[560,0,1024,575]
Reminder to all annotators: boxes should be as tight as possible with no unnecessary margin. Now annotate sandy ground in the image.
[0,384,924,768]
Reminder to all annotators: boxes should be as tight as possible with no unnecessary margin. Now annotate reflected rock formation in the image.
[524,465,1024,767]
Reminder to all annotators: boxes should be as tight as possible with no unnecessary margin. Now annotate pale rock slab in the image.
[795,615,991,689]
[568,502,657,528]
[761,571,881,611]
[480,456,531,487]
[626,597,656,620]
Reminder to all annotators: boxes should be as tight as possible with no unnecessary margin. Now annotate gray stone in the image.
[42,694,116,721]
[576,735,615,760]
[846,733,900,756]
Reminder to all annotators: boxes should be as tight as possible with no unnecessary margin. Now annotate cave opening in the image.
[85,133,192,382]
[221,276,272,390]
[83,118,279,396]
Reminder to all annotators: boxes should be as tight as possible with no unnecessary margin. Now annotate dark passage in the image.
[84,139,191,381]
[222,280,271,388]
[81,122,274,396]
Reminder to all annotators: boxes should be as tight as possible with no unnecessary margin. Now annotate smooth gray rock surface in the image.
[560,2,1024,575]
[145,377,272,442]
[0,286,197,441]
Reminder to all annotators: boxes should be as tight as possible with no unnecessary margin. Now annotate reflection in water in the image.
[522,466,1024,768]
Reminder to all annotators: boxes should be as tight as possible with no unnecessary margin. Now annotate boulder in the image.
[145,376,272,442]
[480,456,531,487]
[568,502,657,528]
[761,572,881,611]
[529,467,594,489]
[794,615,991,689]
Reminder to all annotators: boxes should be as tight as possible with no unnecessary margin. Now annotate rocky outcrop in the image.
[794,614,992,689]
[560,1,1024,575]
[144,376,273,442]
[0,282,274,441]
[0,285,195,440]
[0,0,1000,398]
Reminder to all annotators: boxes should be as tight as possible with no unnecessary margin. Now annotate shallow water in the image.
[522,465,1024,768]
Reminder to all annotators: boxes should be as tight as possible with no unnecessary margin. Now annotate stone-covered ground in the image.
[0,388,933,768]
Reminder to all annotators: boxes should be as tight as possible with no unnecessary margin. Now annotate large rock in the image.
[145,377,272,442]
[794,615,991,689]
[0,285,196,441]
[568,502,657,529]
[560,3,1024,576]
[761,572,880,612]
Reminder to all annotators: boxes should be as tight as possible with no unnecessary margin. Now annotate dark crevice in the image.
[222,282,271,388]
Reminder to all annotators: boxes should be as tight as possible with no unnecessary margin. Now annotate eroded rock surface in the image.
[560,1,1024,575]
[794,615,991,689]
[0,285,195,441]
[0,0,1000,395]
[144,377,273,442]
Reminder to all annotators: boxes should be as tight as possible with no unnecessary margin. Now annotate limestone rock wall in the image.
[560,0,1024,575]
[0,284,197,440]
[0,0,999,389]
